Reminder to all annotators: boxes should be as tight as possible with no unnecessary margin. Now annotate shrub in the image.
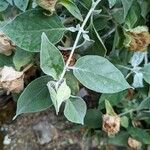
[0,0,150,148]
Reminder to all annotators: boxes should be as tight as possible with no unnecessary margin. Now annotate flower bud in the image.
[102,114,120,135]
[0,66,24,94]
[36,0,57,13]
[0,32,15,56]
[128,137,142,150]
[124,26,150,52]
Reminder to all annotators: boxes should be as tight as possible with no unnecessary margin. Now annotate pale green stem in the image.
[119,109,137,117]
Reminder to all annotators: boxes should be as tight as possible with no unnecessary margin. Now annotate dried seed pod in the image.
[0,66,24,94]
[128,137,142,150]
[124,26,150,52]
[36,0,57,13]
[102,114,120,135]
[0,32,15,56]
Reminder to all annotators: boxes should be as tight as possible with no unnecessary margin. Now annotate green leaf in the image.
[142,63,150,84]
[84,109,102,129]
[64,96,87,124]
[14,0,29,11]
[40,33,64,79]
[5,0,13,5]
[105,100,116,115]
[125,8,137,28]
[121,116,129,128]
[2,9,65,52]
[0,0,9,12]
[108,132,129,146]
[16,76,53,117]
[99,91,126,109]
[65,72,79,95]
[79,0,91,9]
[87,24,107,56]
[58,0,83,21]
[111,8,124,24]
[108,0,116,8]
[47,79,71,114]
[73,55,130,93]
[138,97,150,110]
[13,48,34,70]
[121,0,133,19]
[140,1,150,19]
[128,127,150,144]
[0,54,13,67]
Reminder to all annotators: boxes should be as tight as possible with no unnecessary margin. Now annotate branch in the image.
[56,0,102,87]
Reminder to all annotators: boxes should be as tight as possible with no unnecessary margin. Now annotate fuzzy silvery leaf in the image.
[64,96,87,124]
[132,72,144,88]
[40,33,64,80]
[58,0,83,21]
[47,79,71,114]
[73,55,130,93]
[130,52,145,67]
[15,76,53,118]
[2,9,65,52]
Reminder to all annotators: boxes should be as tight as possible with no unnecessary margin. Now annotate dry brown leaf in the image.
[125,26,150,52]
[0,32,15,56]
[36,0,57,13]
[0,66,24,94]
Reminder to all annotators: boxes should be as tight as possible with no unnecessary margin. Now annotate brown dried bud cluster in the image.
[102,114,120,135]
[0,66,24,94]
[128,137,142,150]
[0,32,15,56]
[36,0,57,12]
[124,26,150,52]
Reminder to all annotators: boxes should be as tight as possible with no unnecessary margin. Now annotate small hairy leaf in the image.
[40,33,64,79]
[120,116,129,128]
[0,0,9,12]
[13,48,33,70]
[105,100,116,115]
[65,72,79,95]
[121,0,133,19]
[16,76,52,117]
[58,0,83,21]
[73,55,130,93]
[138,97,150,110]
[14,0,30,11]
[47,79,71,114]
[64,96,87,124]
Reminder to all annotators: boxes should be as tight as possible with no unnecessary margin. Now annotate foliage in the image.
[0,0,150,148]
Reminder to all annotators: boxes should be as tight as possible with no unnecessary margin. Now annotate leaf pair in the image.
[47,79,71,114]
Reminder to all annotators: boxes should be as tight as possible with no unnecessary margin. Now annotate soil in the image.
[0,91,125,150]
[1,104,81,150]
